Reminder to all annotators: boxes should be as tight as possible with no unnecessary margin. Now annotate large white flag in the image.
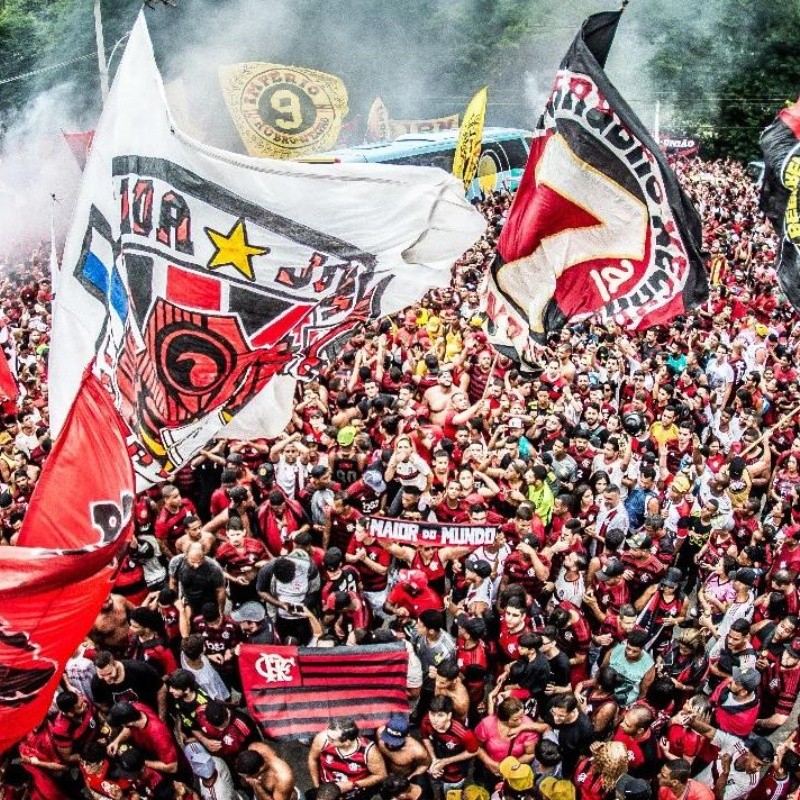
[51,13,484,487]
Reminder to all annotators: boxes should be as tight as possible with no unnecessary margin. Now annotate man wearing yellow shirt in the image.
[649,406,679,448]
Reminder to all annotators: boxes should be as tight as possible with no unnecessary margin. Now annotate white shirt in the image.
[198,756,237,800]
[696,730,763,800]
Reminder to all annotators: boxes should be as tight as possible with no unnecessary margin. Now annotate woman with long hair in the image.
[574,741,629,800]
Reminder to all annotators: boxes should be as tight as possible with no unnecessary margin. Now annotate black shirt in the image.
[90,660,163,713]
[175,558,224,613]
[555,712,594,777]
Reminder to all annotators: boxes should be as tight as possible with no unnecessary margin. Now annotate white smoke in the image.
[0,82,84,259]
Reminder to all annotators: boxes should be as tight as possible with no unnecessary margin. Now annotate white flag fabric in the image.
[50,13,484,488]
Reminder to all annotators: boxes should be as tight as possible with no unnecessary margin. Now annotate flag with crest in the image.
[51,13,484,488]
[485,11,707,365]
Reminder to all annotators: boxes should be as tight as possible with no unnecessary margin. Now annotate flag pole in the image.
[49,194,59,286]
[93,0,110,103]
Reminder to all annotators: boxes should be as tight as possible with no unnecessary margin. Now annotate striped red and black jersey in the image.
[192,617,240,654]
[215,538,268,577]
[420,718,479,782]
[319,736,374,787]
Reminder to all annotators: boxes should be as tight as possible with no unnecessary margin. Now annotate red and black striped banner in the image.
[239,642,409,739]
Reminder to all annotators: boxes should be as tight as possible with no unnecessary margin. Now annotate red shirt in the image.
[345,537,391,592]
[664,723,705,760]
[386,583,443,618]
[126,702,178,767]
[215,538,268,578]
[498,620,530,665]
[154,499,197,551]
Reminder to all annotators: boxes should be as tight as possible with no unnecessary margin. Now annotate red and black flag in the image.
[486,10,707,363]
[0,371,134,754]
[760,98,800,312]
[239,643,408,739]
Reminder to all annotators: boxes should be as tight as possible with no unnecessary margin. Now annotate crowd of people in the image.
[4,155,800,800]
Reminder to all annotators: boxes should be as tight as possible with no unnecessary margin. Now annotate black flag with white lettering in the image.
[485,10,707,363]
[760,98,800,312]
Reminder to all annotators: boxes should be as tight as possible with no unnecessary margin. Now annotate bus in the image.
[301,126,534,199]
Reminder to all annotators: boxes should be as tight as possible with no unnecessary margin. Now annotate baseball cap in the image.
[626,532,652,550]
[226,453,244,465]
[671,475,691,494]
[498,757,534,791]
[310,465,328,478]
[337,426,357,447]
[456,613,487,640]
[756,323,770,337]
[616,775,652,800]
[540,777,576,800]
[786,638,800,660]
[732,666,761,692]
[255,463,274,483]
[363,470,387,494]
[230,602,266,624]
[465,558,492,579]
[508,418,524,430]
[734,567,757,587]
[398,569,427,590]
[597,557,625,581]
[184,742,216,780]
[463,786,490,800]
[380,713,410,747]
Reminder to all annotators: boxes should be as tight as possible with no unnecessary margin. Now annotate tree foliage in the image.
[0,0,797,160]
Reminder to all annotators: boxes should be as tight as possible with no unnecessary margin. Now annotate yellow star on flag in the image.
[204,218,270,281]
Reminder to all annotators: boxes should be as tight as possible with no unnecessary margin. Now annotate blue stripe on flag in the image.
[82,251,108,295]
[110,266,128,320]
[82,252,128,321]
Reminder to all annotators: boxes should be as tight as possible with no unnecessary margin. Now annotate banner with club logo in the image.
[50,14,485,488]
[219,62,350,159]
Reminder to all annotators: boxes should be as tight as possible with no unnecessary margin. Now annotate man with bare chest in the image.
[90,593,134,656]
[424,371,457,426]
[235,742,297,800]
[375,714,431,780]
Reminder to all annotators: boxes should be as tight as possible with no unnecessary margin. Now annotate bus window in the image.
[499,138,530,169]
[390,148,456,171]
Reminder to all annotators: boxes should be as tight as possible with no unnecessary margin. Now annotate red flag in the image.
[0,371,134,754]
[62,130,95,170]
[0,352,17,402]
[239,643,408,739]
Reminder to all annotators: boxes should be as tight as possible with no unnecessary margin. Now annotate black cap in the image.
[465,558,492,579]
[597,557,624,580]
[616,775,652,800]
[734,567,757,587]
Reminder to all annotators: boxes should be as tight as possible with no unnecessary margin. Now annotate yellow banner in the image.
[218,63,349,158]
[366,97,392,142]
[453,87,488,189]
[388,114,459,139]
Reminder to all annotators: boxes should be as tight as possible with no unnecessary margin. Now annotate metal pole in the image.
[93,0,110,102]
[654,99,661,144]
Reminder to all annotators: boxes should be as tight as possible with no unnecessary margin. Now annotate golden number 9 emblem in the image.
[220,63,349,159]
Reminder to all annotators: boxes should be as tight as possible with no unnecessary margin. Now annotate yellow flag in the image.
[452,87,488,189]
[218,63,349,159]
